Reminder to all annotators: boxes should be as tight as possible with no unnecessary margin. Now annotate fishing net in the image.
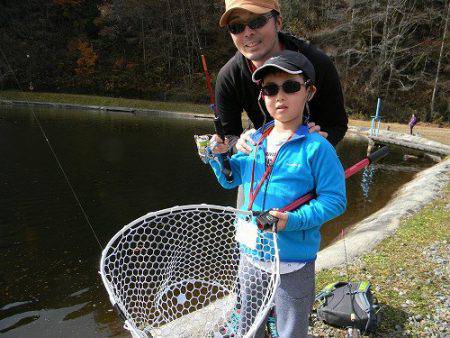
[100,204,280,338]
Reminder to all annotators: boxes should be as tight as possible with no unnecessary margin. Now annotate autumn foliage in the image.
[0,0,448,122]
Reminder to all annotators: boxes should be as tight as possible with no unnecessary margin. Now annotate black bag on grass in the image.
[315,281,378,333]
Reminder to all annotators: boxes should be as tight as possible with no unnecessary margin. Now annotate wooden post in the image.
[370,98,382,136]
[367,138,375,156]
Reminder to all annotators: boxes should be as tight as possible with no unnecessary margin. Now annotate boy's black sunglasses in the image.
[261,80,308,96]
[227,12,274,35]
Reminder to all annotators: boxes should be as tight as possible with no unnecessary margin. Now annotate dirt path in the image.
[349,119,450,146]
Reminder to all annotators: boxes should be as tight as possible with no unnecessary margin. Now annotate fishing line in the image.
[342,228,358,331]
[0,46,103,251]
[185,0,203,54]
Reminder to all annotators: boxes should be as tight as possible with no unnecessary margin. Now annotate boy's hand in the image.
[210,134,229,154]
[236,129,256,154]
[308,122,328,139]
[269,210,288,231]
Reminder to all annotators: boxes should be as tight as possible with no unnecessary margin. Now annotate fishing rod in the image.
[199,55,233,182]
[256,146,389,229]
[182,0,233,182]
[341,227,361,338]
[253,147,388,338]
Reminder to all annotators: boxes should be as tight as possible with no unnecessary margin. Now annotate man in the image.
[216,0,348,150]
[209,2,348,336]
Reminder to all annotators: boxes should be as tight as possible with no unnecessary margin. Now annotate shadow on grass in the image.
[374,302,410,337]
[308,302,411,337]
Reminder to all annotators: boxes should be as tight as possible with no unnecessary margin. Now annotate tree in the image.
[430,1,449,121]
[0,0,447,121]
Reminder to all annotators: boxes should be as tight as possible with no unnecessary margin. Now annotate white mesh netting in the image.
[100,204,280,338]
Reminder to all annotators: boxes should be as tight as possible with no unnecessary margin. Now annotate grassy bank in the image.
[2,90,449,145]
[0,90,210,115]
[311,182,449,337]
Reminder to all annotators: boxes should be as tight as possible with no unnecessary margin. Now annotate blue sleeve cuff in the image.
[208,153,241,189]
[284,211,303,231]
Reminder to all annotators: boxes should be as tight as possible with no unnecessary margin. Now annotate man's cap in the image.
[252,50,316,83]
[219,0,280,27]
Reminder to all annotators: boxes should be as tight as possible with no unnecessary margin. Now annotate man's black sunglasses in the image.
[227,12,274,35]
[261,80,308,96]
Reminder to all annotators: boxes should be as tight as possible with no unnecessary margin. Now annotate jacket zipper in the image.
[260,138,308,240]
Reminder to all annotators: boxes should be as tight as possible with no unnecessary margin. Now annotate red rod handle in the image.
[280,146,389,212]
[345,158,370,179]
[201,54,216,109]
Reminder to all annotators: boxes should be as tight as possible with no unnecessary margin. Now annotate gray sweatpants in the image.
[238,258,315,338]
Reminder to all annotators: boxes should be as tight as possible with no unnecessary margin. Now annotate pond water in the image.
[0,106,433,337]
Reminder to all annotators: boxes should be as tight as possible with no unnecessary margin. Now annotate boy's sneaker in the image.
[209,307,241,337]
[267,314,279,337]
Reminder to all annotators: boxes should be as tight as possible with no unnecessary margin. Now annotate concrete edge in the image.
[347,126,450,156]
[316,157,450,271]
[0,99,214,121]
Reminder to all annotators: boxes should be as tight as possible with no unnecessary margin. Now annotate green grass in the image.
[0,90,212,115]
[315,181,450,336]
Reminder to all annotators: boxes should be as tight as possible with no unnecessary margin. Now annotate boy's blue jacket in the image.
[209,121,347,262]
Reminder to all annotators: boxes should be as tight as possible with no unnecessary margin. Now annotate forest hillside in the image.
[0,0,448,123]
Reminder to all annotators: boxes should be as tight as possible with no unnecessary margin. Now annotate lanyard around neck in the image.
[247,127,294,211]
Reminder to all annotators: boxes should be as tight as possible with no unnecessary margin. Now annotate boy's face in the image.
[262,72,308,126]
[228,8,282,64]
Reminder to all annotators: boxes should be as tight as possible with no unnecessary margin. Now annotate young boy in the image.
[209,50,346,337]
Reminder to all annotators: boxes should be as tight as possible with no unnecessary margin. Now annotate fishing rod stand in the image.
[346,327,362,338]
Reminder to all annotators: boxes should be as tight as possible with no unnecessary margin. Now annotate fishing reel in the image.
[194,134,238,164]
[194,134,214,164]
[255,210,279,232]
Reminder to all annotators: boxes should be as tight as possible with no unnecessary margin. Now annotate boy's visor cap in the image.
[220,0,280,27]
[252,51,316,83]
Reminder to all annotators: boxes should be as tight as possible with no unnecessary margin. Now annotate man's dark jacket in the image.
[215,32,348,146]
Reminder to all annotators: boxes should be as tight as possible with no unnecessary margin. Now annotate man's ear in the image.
[307,85,317,102]
[276,15,282,32]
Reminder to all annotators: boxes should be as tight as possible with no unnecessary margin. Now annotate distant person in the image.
[215,0,348,152]
[408,113,417,135]
[208,50,347,338]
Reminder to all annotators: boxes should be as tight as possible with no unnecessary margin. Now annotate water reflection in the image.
[361,165,375,201]
[0,106,433,337]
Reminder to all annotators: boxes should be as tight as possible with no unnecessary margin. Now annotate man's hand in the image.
[210,134,229,154]
[268,209,288,231]
[308,122,328,138]
[236,128,256,154]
